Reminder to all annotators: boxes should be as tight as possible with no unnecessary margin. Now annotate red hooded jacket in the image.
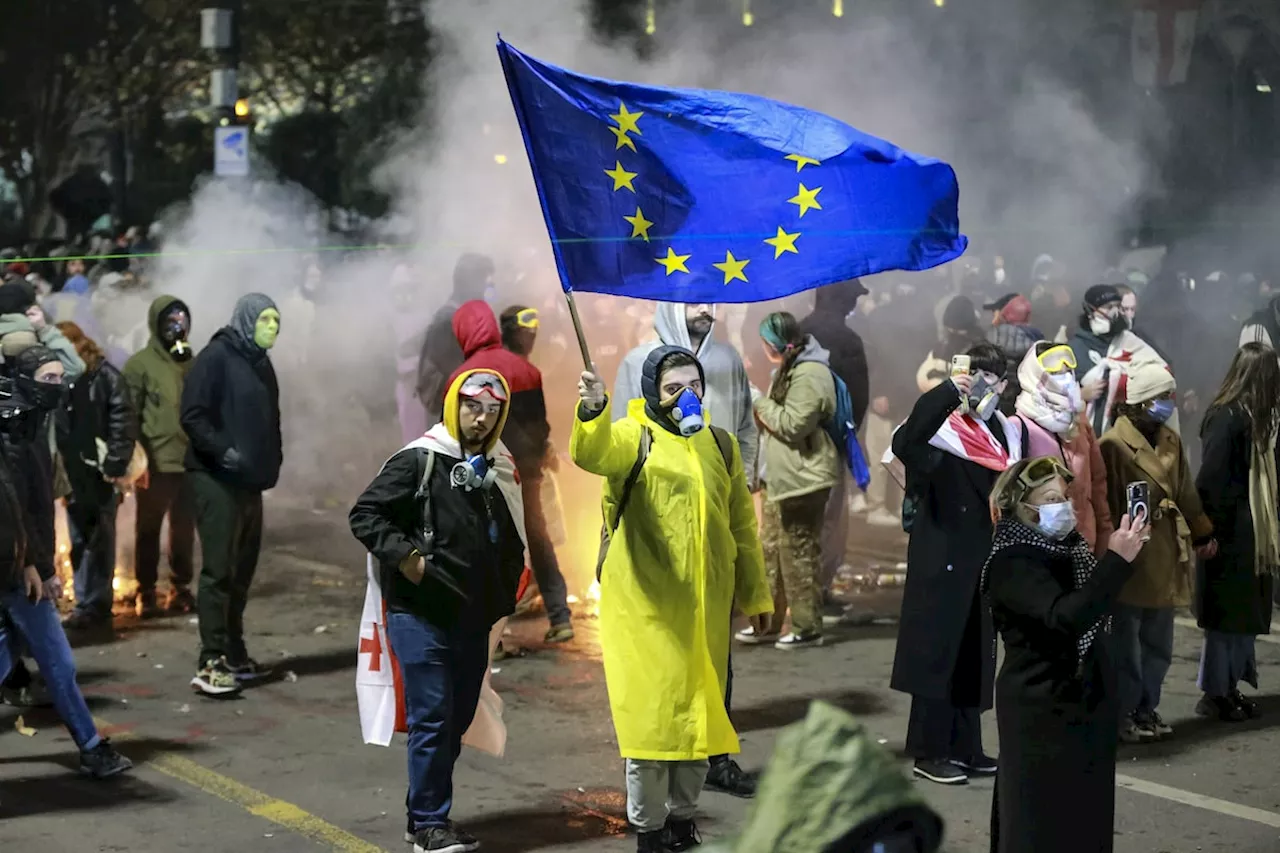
[445,300,549,475]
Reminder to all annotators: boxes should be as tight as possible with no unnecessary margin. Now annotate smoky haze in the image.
[133,0,1163,586]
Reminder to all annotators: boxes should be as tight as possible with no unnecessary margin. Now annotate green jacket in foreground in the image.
[122,295,193,474]
[705,702,943,853]
[0,313,85,379]
[754,336,839,503]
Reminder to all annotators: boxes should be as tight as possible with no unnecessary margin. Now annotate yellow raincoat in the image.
[571,398,772,761]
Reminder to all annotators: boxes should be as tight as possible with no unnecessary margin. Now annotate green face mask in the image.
[254,308,280,349]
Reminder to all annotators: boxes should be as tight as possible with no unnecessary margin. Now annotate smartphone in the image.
[950,355,971,414]
[1127,481,1150,524]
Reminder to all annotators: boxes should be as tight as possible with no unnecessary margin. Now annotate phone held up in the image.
[1127,481,1150,525]
[950,355,971,414]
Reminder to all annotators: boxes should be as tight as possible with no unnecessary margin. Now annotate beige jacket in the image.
[754,337,839,503]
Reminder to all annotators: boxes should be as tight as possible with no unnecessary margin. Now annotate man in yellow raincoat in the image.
[571,345,772,853]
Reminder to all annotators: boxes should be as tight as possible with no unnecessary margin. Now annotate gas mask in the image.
[1088,311,1128,338]
[967,375,1001,422]
[450,453,498,492]
[165,320,192,362]
[668,387,705,436]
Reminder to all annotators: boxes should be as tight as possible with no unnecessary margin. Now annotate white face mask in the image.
[1088,314,1112,336]
[1030,501,1076,540]
[994,267,1006,286]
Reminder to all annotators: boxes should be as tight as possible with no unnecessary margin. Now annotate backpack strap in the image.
[412,449,437,557]
[708,425,733,473]
[597,426,652,582]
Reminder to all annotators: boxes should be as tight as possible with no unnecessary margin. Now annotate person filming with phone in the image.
[888,342,1024,785]
[983,456,1150,853]
[1098,361,1216,744]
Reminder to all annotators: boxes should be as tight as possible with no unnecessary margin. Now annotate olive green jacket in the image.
[754,337,839,503]
[122,295,193,474]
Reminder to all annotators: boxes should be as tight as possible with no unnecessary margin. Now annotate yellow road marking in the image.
[96,717,386,852]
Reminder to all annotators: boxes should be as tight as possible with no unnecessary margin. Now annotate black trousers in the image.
[190,472,263,668]
[134,471,196,593]
[905,697,983,761]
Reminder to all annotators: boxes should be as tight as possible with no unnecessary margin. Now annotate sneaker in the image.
[1230,690,1260,719]
[636,829,672,853]
[413,825,480,853]
[734,625,779,645]
[190,657,243,697]
[952,754,997,777]
[704,757,756,799]
[663,817,702,851]
[867,508,901,527]
[774,632,824,650]
[1118,717,1156,744]
[912,758,967,785]
[136,590,162,619]
[1139,709,1174,738]
[227,658,271,682]
[1195,694,1247,722]
[544,622,575,643]
[62,610,111,632]
[821,600,847,628]
[166,586,196,614]
[405,818,415,843]
[80,739,133,779]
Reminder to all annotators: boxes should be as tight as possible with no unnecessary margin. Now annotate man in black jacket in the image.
[182,293,283,697]
[416,253,496,425]
[798,279,870,612]
[350,369,525,853]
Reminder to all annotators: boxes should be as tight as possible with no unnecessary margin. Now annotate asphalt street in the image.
[2,504,1280,853]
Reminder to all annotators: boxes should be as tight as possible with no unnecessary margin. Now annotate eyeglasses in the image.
[515,308,539,329]
[1036,345,1077,374]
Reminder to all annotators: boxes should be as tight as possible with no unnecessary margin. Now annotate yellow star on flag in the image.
[788,183,823,217]
[610,103,644,135]
[624,207,654,241]
[713,251,750,285]
[785,154,821,172]
[764,226,801,259]
[604,161,638,192]
[655,247,691,276]
[610,126,637,152]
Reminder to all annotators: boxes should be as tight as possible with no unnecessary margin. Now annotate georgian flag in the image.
[1132,0,1201,88]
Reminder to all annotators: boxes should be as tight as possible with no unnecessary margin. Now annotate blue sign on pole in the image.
[214,126,250,177]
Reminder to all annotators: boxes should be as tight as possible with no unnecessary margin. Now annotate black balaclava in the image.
[640,345,705,435]
[13,345,65,411]
[158,299,193,362]
[0,281,36,316]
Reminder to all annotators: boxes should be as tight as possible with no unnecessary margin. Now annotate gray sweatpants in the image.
[625,758,708,831]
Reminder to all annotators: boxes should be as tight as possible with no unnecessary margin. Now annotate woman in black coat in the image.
[1194,342,1280,721]
[984,456,1147,853]
[890,342,1017,785]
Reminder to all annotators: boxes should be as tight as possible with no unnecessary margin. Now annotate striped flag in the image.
[1132,0,1201,87]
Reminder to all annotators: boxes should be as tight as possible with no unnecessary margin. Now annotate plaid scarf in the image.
[983,518,1108,667]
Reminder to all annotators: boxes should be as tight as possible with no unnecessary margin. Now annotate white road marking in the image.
[1174,616,1280,645]
[1117,774,1280,829]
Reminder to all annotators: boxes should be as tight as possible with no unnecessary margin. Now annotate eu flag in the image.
[498,38,967,304]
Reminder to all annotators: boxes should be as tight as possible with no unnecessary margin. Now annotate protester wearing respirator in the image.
[158,302,194,362]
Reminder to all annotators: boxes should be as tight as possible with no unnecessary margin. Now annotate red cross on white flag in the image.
[1132,0,1202,87]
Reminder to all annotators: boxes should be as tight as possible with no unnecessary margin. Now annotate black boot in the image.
[704,757,756,798]
[636,829,672,852]
[663,818,701,851]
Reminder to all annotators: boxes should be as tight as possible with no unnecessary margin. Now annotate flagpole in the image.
[562,290,596,374]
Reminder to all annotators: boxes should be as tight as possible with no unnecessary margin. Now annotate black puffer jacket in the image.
[0,411,54,581]
[180,329,282,492]
[57,361,136,505]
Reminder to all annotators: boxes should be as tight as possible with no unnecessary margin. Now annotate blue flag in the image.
[497,38,967,304]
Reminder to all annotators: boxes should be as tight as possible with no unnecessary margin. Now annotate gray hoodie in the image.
[613,302,758,480]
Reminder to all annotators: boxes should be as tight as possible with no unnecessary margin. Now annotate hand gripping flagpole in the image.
[497,35,597,375]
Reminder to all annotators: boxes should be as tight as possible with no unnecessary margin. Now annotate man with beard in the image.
[182,294,282,697]
[417,254,496,426]
[123,296,197,617]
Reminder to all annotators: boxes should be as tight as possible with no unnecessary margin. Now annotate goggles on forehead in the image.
[1036,345,1077,374]
[1019,457,1073,492]
[515,308,539,329]
[459,373,508,403]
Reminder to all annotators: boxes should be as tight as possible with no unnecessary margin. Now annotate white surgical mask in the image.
[1031,501,1076,540]
[1088,314,1112,336]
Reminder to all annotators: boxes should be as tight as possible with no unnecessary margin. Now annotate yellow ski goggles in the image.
[514,307,539,329]
[1036,345,1077,375]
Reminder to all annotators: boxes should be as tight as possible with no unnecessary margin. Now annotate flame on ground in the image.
[54,493,141,607]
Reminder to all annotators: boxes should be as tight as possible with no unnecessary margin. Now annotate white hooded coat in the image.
[612,302,758,479]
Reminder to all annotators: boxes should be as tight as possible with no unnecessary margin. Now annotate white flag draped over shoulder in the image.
[1132,0,1200,88]
[356,426,529,757]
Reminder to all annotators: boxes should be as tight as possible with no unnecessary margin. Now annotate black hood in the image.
[452,253,495,299]
[640,344,704,435]
[813,278,867,316]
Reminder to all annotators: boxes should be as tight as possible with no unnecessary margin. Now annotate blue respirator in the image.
[671,387,705,437]
[1146,398,1176,425]
[450,454,498,491]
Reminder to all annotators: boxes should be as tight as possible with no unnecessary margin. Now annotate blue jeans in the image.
[386,611,490,831]
[0,590,100,749]
[1113,604,1175,718]
[69,497,118,618]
